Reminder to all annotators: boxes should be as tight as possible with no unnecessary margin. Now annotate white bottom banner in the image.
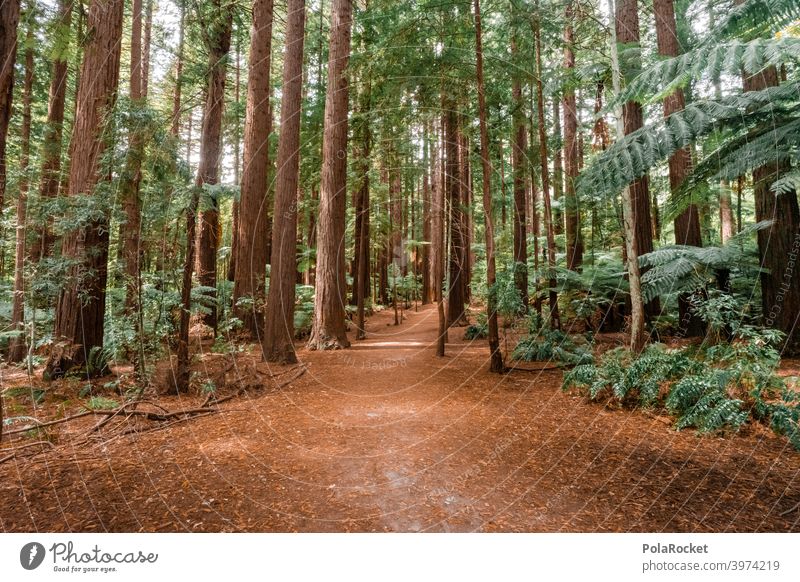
[1,533,798,581]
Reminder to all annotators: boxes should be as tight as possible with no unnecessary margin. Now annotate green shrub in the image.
[513,328,593,366]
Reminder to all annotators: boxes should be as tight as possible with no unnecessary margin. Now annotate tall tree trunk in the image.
[0,0,19,437]
[195,0,233,332]
[616,0,658,318]
[444,104,468,327]
[742,64,800,352]
[142,0,152,96]
[233,0,273,336]
[610,0,645,352]
[44,0,124,380]
[421,123,432,304]
[511,33,529,310]
[563,1,583,271]
[552,97,564,235]
[719,183,734,243]
[0,0,20,216]
[262,0,305,363]
[227,32,242,284]
[171,2,184,136]
[354,74,371,339]
[8,19,33,364]
[460,130,473,302]
[534,11,560,330]
[433,118,446,356]
[475,0,504,373]
[29,0,71,262]
[119,0,148,374]
[654,0,703,336]
[308,0,352,350]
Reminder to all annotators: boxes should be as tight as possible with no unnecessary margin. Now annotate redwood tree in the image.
[45,0,125,380]
[195,0,233,331]
[233,0,274,337]
[654,0,702,335]
[29,0,71,262]
[8,17,34,363]
[0,0,20,215]
[262,0,306,363]
[308,0,353,350]
[563,0,583,271]
[616,0,657,317]
[475,0,504,373]
[511,30,529,310]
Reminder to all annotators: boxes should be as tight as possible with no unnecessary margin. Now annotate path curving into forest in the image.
[2,304,800,532]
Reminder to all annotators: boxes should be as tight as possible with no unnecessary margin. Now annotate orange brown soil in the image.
[2,304,799,532]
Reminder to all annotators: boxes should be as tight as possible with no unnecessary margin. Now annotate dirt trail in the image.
[2,304,800,532]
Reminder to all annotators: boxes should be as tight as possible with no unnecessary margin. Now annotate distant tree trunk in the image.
[444,104,468,327]
[171,3,184,136]
[119,0,148,375]
[610,0,645,352]
[433,118,446,356]
[354,78,371,339]
[742,63,800,352]
[233,0,273,337]
[44,0,124,380]
[552,98,564,235]
[0,0,20,216]
[511,33,529,310]
[227,33,242,284]
[308,0,352,350]
[421,123,432,304]
[719,182,734,243]
[8,20,34,364]
[475,0,504,372]
[616,0,658,318]
[28,0,71,262]
[460,130,473,301]
[654,0,703,336]
[262,0,305,363]
[563,1,583,271]
[195,0,233,331]
[142,0,152,95]
[534,12,560,330]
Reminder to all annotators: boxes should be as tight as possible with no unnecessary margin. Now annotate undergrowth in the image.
[564,312,800,449]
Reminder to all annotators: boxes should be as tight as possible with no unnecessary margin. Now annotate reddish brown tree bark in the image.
[45,0,125,380]
[195,0,233,331]
[563,1,583,271]
[28,0,71,262]
[262,0,305,363]
[0,0,20,216]
[8,20,33,364]
[616,0,658,317]
[444,104,468,327]
[511,33,529,310]
[743,65,800,352]
[233,0,274,336]
[308,0,353,350]
[475,0,504,372]
[654,0,703,335]
[534,13,560,330]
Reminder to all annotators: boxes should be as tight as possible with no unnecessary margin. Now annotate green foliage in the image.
[565,315,800,448]
[513,328,593,366]
[564,344,699,405]
[84,396,120,411]
[666,373,748,432]
[294,285,315,339]
[464,313,488,340]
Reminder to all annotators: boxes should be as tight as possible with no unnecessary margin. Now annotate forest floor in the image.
[2,303,800,532]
